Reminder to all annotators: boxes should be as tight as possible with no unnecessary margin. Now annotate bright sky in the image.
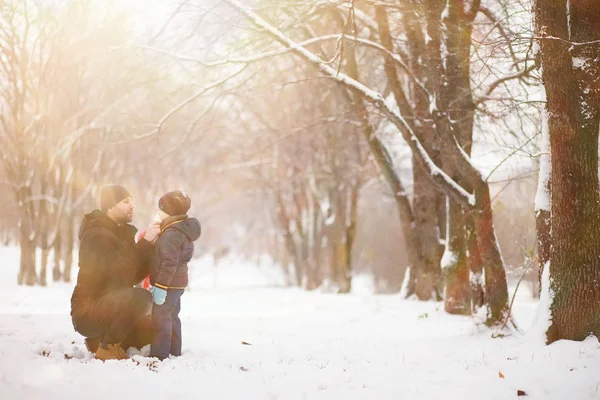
[118,0,175,36]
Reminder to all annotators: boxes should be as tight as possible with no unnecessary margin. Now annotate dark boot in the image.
[95,343,128,361]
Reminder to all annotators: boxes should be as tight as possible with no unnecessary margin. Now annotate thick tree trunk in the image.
[534,0,600,343]
[467,220,484,311]
[443,198,471,315]
[444,0,480,315]
[535,111,551,297]
[412,174,444,300]
[422,0,478,310]
[413,156,444,300]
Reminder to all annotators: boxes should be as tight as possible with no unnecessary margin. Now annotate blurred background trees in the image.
[0,0,541,321]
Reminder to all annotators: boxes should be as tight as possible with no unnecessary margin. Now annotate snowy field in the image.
[1,246,599,399]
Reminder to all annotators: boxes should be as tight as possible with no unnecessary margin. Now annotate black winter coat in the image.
[70,210,154,317]
[150,215,201,290]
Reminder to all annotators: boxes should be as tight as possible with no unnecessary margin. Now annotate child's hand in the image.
[151,286,167,305]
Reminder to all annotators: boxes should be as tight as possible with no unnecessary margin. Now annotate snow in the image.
[527,261,554,343]
[572,57,587,70]
[470,270,484,287]
[1,245,600,399]
[441,247,458,270]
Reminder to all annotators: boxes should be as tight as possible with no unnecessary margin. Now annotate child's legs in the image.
[150,289,183,359]
[170,291,183,356]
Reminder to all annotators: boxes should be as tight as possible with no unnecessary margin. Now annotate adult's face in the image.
[108,197,134,224]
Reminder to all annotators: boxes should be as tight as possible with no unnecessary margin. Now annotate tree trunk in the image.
[467,220,484,312]
[340,185,358,294]
[404,0,445,302]
[307,190,322,289]
[53,225,63,282]
[474,185,509,324]
[442,198,471,315]
[18,225,37,286]
[40,247,49,287]
[440,1,478,314]
[534,0,600,343]
[367,7,428,298]
[535,110,551,297]
[330,186,352,294]
[63,218,75,283]
[276,193,303,286]
[412,156,444,300]
[17,183,38,286]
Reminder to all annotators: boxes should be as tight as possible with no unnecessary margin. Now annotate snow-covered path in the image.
[1,247,599,399]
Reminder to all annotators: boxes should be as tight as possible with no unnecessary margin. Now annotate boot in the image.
[95,343,129,361]
[84,337,101,353]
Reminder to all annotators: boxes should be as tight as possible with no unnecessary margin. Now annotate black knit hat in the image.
[100,184,132,212]
[159,190,191,216]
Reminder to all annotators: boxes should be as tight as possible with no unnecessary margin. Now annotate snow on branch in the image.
[535,35,600,47]
[224,0,476,208]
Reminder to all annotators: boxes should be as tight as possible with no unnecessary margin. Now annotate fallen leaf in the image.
[242,341,252,345]
[517,390,527,396]
[239,366,249,372]
[498,371,505,379]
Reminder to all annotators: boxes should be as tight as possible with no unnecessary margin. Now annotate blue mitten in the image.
[151,286,167,305]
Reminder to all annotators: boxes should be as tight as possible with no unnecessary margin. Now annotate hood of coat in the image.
[160,215,201,241]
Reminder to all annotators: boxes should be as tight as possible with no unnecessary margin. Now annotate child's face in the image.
[156,210,169,222]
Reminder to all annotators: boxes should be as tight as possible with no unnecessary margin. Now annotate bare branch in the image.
[475,64,536,105]
[224,0,476,208]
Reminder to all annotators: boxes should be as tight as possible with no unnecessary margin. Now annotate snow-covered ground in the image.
[1,246,599,399]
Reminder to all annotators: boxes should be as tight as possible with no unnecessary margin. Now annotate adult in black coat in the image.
[70,185,161,361]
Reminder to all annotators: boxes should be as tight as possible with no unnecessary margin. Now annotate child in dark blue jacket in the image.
[149,190,201,360]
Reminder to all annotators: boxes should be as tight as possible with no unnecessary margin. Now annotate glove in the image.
[151,286,167,305]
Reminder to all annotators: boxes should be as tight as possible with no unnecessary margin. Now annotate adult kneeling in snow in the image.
[70,185,161,361]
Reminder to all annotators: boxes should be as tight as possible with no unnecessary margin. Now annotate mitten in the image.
[151,286,167,305]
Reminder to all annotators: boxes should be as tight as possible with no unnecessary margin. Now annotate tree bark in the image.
[52,224,63,282]
[63,216,75,283]
[534,0,600,343]
[443,198,471,315]
[340,185,358,294]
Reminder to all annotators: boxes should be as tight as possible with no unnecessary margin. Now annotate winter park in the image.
[1,0,600,399]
